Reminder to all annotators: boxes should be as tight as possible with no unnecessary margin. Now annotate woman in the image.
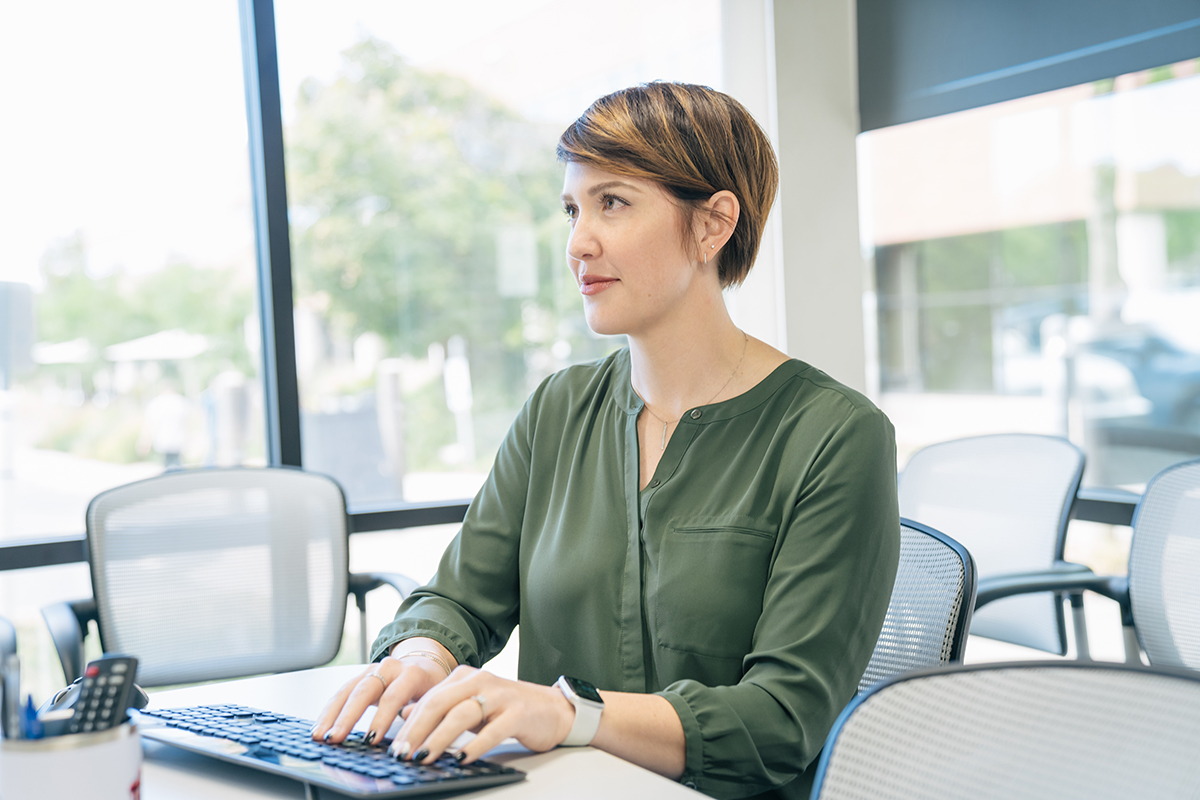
[314,82,900,799]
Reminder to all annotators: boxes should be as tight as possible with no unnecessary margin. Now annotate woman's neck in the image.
[628,302,748,420]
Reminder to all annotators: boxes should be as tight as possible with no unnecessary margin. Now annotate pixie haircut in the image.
[557,82,778,288]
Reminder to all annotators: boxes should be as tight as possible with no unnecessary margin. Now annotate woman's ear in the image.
[699,190,740,258]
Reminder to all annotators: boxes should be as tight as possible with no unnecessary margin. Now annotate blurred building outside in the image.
[862,60,1200,636]
[864,60,1200,490]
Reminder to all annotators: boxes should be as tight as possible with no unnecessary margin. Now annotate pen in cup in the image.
[22,696,43,739]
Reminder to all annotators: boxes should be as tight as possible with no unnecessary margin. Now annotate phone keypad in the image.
[68,658,137,734]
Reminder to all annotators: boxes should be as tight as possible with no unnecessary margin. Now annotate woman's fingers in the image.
[321,669,392,743]
[452,710,515,765]
[364,670,427,745]
[313,657,446,744]
[311,666,374,739]
[392,666,484,758]
[392,671,572,763]
[411,695,493,764]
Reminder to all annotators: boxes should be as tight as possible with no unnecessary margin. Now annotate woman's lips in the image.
[580,277,618,296]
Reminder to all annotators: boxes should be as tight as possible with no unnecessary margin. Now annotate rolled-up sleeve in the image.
[657,407,900,798]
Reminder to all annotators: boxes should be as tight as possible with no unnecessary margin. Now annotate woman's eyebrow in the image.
[560,180,641,205]
[587,180,639,196]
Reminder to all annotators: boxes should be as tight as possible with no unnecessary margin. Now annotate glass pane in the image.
[862,59,1200,491]
[0,0,265,697]
[274,1,721,508]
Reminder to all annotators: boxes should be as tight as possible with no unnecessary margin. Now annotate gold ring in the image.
[471,694,487,724]
[366,671,388,691]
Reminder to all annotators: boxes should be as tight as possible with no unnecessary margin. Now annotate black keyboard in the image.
[138,704,525,798]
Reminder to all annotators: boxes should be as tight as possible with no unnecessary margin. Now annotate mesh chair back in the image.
[1129,458,1200,669]
[86,468,349,687]
[898,434,1083,653]
[858,520,974,693]
[815,663,1200,799]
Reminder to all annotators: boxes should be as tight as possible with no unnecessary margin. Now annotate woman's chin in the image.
[582,310,629,338]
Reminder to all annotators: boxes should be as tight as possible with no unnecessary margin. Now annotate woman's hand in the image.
[391,666,575,765]
[311,652,448,746]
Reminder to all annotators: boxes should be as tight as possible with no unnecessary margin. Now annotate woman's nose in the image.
[566,216,597,262]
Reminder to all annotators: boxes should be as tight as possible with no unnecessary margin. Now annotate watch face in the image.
[563,676,603,704]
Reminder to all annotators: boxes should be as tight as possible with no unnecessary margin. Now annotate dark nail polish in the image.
[414,748,429,762]
[454,751,467,763]
[364,731,378,745]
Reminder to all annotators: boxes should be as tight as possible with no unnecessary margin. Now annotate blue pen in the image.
[22,696,43,739]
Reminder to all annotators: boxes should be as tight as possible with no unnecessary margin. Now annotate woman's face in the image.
[561,162,703,338]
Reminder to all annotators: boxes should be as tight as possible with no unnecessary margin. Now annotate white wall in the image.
[722,0,869,394]
[721,0,787,353]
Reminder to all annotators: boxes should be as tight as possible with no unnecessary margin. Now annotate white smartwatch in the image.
[556,675,604,746]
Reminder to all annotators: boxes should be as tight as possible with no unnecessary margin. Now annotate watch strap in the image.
[558,676,603,746]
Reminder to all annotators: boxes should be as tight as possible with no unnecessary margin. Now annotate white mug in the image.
[1,723,141,799]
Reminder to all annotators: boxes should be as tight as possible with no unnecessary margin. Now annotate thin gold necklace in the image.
[634,331,749,450]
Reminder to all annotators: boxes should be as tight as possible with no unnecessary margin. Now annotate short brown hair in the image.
[557,82,778,288]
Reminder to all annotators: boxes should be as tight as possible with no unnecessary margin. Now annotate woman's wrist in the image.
[395,649,454,678]
[388,638,457,678]
[547,683,578,745]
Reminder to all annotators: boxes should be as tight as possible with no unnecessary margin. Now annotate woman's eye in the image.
[602,195,627,211]
[562,204,577,220]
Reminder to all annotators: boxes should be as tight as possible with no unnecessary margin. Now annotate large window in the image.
[862,59,1200,491]
[272,1,721,508]
[0,1,265,696]
[0,0,722,697]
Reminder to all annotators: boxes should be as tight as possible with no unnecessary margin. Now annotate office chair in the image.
[811,661,1200,799]
[898,434,1088,656]
[978,457,1200,669]
[858,519,975,693]
[41,468,418,687]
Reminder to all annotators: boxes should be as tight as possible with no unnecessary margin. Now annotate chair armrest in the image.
[40,599,97,686]
[348,572,421,611]
[976,565,1128,610]
[0,616,16,663]
[347,572,423,663]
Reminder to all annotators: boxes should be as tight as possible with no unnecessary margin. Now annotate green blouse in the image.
[372,348,900,799]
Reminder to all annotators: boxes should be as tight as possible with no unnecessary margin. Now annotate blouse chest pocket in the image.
[649,517,777,660]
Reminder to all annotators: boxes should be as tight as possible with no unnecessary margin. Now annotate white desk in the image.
[143,665,698,799]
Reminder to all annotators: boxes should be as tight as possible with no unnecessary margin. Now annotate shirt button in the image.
[690,409,702,419]
[649,479,660,488]
[683,781,697,789]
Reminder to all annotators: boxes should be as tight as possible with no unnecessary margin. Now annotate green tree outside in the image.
[285,39,614,471]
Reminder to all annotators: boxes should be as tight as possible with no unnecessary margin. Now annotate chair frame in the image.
[901,433,1089,657]
[976,456,1200,665]
[900,518,976,664]
[42,466,417,686]
[812,659,1200,798]
[859,519,976,693]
